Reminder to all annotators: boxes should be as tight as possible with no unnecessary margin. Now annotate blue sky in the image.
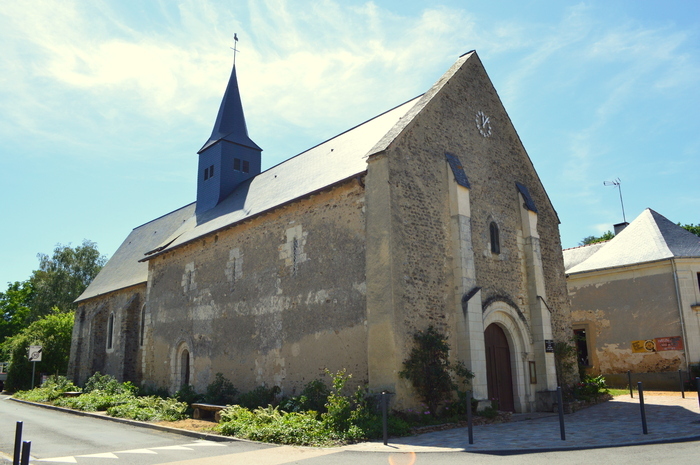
[1,0,698,287]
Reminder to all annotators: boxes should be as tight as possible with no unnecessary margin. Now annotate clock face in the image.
[475,110,492,138]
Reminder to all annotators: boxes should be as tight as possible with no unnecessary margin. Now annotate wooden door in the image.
[485,323,515,412]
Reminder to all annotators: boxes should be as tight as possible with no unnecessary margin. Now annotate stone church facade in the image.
[69,51,574,412]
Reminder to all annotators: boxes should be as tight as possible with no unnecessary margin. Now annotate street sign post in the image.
[28,345,42,388]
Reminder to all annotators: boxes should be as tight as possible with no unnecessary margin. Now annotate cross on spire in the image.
[231,33,239,65]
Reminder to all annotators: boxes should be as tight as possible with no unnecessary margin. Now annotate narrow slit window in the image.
[242,160,249,173]
[203,168,209,180]
[234,158,241,171]
[107,313,115,349]
[490,222,500,254]
[209,165,214,178]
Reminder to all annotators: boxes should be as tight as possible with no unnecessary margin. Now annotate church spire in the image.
[196,35,262,215]
[198,58,261,153]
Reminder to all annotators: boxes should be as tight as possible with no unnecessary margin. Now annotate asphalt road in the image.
[2,394,699,464]
[0,394,270,464]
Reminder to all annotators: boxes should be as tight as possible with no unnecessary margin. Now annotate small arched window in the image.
[180,349,190,388]
[490,222,500,254]
[107,313,115,349]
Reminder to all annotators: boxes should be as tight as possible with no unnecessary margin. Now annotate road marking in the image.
[184,441,227,447]
[35,440,225,463]
[151,445,194,450]
[115,448,158,454]
[36,457,77,463]
[76,452,119,458]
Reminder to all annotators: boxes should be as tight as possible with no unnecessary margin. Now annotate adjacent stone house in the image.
[69,51,574,412]
[564,209,700,388]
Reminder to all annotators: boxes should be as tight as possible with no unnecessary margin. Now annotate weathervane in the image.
[603,178,626,223]
[231,33,239,65]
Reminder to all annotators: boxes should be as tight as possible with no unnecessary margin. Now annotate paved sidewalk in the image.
[342,394,700,452]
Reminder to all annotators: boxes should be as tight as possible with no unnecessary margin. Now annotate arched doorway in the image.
[485,323,515,412]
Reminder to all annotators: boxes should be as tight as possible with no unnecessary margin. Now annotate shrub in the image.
[175,384,204,405]
[13,375,80,403]
[53,390,134,411]
[107,396,188,421]
[574,374,609,401]
[83,372,136,395]
[204,373,238,405]
[400,326,474,417]
[279,378,330,413]
[237,385,281,409]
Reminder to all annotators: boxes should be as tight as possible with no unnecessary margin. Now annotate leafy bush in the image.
[218,405,330,446]
[574,374,609,401]
[237,385,281,409]
[175,384,204,405]
[83,372,136,395]
[53,390,134,411]
[204,373,238,405]
[400,326,474,417]
[13,375,80,402]
[217,370,409,445]
[280,378,331,413]
[107,396,188,421]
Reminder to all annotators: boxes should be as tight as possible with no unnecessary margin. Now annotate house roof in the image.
[564,208,700,274]
[76,203,195,302]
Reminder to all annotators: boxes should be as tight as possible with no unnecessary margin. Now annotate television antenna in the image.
[603,178,626,223]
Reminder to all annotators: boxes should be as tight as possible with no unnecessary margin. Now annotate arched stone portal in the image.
[482,301,532,412]
[485,323,514,412]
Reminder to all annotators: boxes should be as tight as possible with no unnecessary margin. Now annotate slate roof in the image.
[144,95,421,258]
[76,203,195,302]
[564,209,700,275]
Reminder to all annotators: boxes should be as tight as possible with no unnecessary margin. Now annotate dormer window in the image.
[490,222,500,254]
[203,165,214,180]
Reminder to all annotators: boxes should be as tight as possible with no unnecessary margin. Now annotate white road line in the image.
[114,448,159,454]
[151,445,194,450]
[35,457,78,463]
[76,452,119,458]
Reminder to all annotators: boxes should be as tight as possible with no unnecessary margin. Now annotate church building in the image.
[69,50,574,412]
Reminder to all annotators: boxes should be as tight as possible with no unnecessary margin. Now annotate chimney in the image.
[614,222,629,235]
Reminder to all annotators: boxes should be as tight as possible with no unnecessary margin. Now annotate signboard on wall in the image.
[631,336,683,353]
[631,339,655,353]
[654,336,684,351]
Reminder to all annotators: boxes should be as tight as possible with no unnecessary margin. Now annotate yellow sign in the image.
[631,339,655,353]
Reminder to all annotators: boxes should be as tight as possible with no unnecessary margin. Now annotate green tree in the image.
[28,240,106,319]
[0,281,33,342]
[1,309,74,391]
[400,326,473,417]
[579,230,615,246]
[679,223,700,237]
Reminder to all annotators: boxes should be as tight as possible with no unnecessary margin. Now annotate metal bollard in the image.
[466,390,474,445]
[696,378,700,410]
[20,441,31,465]
[381,391,388,446]
[628,371,633,398]
[679,369,685,398]
[638,382,648,434]
[557,386,566,441]
[13,421,23,465]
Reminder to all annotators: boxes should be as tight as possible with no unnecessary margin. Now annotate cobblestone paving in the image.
[343,395,700,452]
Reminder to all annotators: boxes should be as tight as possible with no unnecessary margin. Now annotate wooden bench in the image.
[191,403,226,422]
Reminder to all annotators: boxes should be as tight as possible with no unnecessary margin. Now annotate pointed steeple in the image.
[198,64,261,153]
[196,42,262,215]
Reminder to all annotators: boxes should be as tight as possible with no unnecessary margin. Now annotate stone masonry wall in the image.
[68,285,144,386]
[143,180,367,395]
[367,52,573,403]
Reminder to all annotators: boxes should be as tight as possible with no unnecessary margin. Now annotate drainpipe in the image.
[671,258,689,372]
